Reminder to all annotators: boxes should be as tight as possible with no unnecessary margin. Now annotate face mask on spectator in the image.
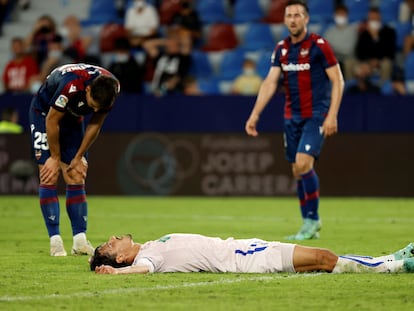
[49,50,62,58]
[243,67,256,76]
[368,20,381,31]
[334,15,348,26]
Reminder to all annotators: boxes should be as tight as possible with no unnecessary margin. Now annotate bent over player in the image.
[29,63,120,256]
[90,233,414,275]
[245,0,344,240]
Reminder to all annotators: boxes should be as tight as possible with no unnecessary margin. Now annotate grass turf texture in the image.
[1,196,413,310]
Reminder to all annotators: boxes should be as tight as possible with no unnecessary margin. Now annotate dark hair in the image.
[89,244,131,271]
[1,107,18,121]
[89,75,119,109]
[335,4,348,14]
[286,0,309,14]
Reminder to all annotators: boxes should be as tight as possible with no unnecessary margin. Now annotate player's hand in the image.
[322,116,338,138]
[245,114,259,137]
[95,265,118,274]
[66,157,88,179]
[40,157,60,184]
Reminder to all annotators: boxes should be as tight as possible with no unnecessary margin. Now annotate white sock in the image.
[332,255,404,273]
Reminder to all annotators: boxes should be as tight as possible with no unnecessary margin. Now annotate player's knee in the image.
[315,249,338,272]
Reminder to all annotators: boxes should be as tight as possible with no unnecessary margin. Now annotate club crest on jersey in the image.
[55,95,68,108]
[300,48,309,57]
[69,84,77,93]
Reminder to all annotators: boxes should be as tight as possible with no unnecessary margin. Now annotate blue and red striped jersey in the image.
[34,63,120,118]
[272,33,338,120]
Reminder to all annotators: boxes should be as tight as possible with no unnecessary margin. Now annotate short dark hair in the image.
[335,4,348,14]
[286,0,309,14]
[89,244,131,271]
[89,75,119,109]
[1,107,18,121]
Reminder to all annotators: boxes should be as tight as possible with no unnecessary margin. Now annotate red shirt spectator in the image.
[2,37,39,93]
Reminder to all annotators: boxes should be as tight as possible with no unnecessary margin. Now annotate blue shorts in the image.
[283,117,325,163]
[29,98,86,165]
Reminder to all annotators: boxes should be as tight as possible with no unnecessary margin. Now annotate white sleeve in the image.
[134,257,155,273]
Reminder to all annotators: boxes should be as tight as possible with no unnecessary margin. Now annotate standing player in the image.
[245,0,344,240]
[29,63,120,256]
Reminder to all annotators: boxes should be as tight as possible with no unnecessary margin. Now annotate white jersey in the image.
[132,234,296,273]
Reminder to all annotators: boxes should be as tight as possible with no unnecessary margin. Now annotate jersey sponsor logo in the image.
[69,84,77,93]
[55,95,68,108]
[300,48,309,57]
[281,63,311,71]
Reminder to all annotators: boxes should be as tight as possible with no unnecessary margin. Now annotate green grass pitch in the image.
[1,196,414,310]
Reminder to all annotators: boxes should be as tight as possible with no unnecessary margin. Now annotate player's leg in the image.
[293,245,414,273]
[287,118,324,240]
[60,120,94,256]
[30,103,66,256]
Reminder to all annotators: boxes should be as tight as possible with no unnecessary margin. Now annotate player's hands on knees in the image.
[40,157,60,184]
[95,265,118,274]
[67,157,88,179]
[245,114,259,137]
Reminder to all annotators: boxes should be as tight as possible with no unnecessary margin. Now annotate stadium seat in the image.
[379,0,403,24]
[196,0,231,24]
[88,0,120,24]
[189,50,213,79]
[201,24,238,52]
[263,0,288,24]
[99,23,128,52]
[395,22,411,51]
[159,0,183,25]
[198,77,221,94]
[216,49,245,80]
[239,23,275,52]
[344,0,370,22]
[404,51,414,80]
[307,0,334,23]
[233,0,264,24]
[256,51,273,78]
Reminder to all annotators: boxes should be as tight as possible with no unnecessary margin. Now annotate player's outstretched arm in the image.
[95,264,150,275]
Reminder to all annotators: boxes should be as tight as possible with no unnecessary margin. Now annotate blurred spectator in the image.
[323,4,358,81]
[24,14,58,67]
[60,15,92,62]
[108,37,145,94]
[2,36,39,93]
[144,31,191,96]
[355,7,396,83]
[231,58,263,95]
[169,0,202,50]
[0,107,23,134]
[383,67,407,95]
[30,34,74,92]
[124,0,160,49]
[183,76,203,95]
[346,62,381,95]
[400,0,414,56]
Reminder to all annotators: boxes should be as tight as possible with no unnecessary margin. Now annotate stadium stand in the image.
[201,23,238,52]
[196,0,230,24]
[344,0,371,23]
[239,23,275,52]
[232,0,264,24]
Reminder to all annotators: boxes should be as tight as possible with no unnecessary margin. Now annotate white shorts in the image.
[235,240,296,273]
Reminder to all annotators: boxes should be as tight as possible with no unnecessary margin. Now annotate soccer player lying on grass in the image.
[90,234,414,274]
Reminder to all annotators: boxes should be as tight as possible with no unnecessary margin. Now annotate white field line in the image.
[0,273,322,302]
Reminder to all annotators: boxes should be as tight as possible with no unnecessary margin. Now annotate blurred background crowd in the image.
[0,0,413,98]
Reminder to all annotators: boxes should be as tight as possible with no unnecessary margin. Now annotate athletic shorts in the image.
[235,240,296,273]
[283,117,325,163]
[29,98,86,165]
